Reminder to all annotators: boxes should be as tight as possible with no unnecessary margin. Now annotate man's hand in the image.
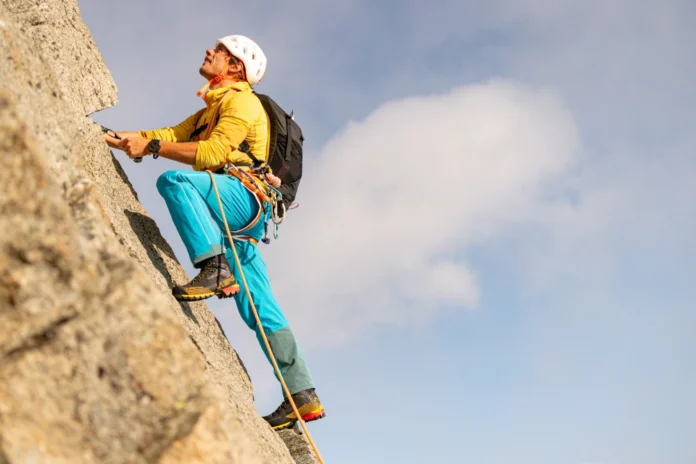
[102,129,141,150]
[103,132,121,149]
[264,172,282,188]
[118,137,150,159]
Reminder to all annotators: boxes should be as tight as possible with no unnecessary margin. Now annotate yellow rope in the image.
[206,170,325,464]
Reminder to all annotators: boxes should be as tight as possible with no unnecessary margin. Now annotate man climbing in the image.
[103,34,324,431]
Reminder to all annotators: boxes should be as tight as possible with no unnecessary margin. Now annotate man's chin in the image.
[199,66,213,79]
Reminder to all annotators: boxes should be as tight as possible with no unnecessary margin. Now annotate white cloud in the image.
[266,78,580,347]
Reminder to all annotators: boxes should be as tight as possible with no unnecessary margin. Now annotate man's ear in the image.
[227,60,244,75]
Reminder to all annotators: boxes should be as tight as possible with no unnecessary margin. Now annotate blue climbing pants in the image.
[156,169,314,394]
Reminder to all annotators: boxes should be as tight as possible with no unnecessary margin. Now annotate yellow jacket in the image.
[138,81,270,173]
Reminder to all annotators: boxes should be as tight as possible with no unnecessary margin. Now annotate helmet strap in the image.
[196,68,228,98]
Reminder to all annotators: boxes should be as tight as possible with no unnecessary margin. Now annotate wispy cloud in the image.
[266,79,579,347]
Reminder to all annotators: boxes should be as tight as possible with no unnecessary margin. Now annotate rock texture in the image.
[278,428,323,464]
[0,1,319,462]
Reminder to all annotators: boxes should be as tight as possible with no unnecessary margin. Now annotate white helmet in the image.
[216,35,267,86]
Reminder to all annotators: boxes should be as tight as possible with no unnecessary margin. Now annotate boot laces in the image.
[189,257,219,285]
[271,397,291,416]
[271,390,314,416]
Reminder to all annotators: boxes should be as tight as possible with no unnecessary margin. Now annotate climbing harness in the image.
[226,164,270,204]
[205,169,325,464]
[217,162,285,245]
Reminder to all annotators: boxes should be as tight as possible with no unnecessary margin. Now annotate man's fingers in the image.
[122,138,140,155]
[117,138,134,157]
[265,173,281,188]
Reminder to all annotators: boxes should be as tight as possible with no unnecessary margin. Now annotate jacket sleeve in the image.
[193,93,260,171]
[138,110,203,143]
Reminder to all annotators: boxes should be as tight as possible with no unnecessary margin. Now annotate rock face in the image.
[0,1,318,462]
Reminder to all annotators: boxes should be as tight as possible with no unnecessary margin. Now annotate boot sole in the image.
[271,409,326,431]
[216,284,241,299]
[173,291,215,302]
[172,284,240,302]
[303,410,326,422]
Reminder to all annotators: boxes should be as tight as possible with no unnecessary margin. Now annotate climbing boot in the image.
[263,388,325,431]
[172,254,239,301]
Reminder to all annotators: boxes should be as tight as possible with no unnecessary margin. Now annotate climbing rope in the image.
[205,170,325,464]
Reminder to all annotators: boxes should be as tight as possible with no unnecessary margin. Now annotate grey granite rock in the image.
[0,0,320,462]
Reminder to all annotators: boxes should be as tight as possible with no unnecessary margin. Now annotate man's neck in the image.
[210,77,243,91]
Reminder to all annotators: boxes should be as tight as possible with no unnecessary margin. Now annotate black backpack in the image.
[239,92,304,215]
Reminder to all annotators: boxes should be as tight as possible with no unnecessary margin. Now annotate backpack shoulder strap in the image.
[283,113,293,162]
[188,108,207,141]
[252,92,284,165]
[237,91,269,166]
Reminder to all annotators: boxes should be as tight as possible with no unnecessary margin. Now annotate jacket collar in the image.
[203,81,251,107]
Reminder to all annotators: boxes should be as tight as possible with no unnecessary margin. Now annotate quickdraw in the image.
[266,185,285,242]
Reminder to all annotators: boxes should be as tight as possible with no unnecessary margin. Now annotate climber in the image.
[102,34,323,431]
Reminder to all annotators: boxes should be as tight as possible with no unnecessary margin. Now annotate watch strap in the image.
[148,139,161,159]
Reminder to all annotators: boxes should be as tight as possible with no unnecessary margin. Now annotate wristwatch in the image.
[148,139,161,159]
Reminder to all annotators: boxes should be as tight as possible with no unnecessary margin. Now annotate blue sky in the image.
[80,1,695,462]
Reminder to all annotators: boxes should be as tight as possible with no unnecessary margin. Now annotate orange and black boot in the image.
[263,388,326,431]
[172,254,240,301]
